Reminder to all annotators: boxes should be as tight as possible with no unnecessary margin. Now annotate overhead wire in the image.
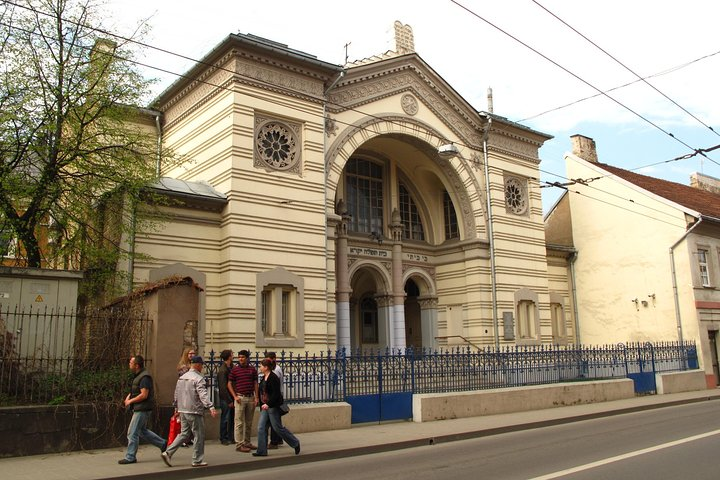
[529,0,718,138]
[4,0,719,227]
[448,0,718,165]
[517,48,720,123]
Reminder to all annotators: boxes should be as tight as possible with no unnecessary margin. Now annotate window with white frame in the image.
[698,249,711,286]
[256,267,304,347]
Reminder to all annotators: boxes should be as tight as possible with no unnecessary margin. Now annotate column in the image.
[335,203,352,351]
[419,296,439,350]
[390,208,406,350]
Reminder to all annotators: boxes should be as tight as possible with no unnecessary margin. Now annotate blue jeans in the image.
[219,399,234,442]
[125,410,166,462]
[256,407,299,455]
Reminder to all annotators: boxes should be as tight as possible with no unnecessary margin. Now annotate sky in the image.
[105,0,720,212]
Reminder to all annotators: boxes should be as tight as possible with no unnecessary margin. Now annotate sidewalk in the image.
[4,389,720,480]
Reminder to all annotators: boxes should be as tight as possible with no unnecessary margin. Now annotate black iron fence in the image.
[203,341,699,403]
[0,304,152,405]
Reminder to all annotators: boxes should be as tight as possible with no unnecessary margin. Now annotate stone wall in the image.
[0,404,174,458]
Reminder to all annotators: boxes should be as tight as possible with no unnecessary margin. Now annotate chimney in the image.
[690,172,720,194]
[570,134,598,163]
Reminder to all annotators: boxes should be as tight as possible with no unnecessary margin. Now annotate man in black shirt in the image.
[119,355,166,464]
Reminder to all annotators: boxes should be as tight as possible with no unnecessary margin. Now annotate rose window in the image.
[505,177,527,215]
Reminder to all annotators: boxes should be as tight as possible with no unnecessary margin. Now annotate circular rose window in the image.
[505,177,527,215]
[255,122,298,170]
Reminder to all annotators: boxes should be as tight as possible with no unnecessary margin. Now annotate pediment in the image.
[327,54,485,148]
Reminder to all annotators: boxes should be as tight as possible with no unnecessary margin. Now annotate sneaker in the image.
[252,452,267,457]
[268,444,278,450]
[118,459,136,465]
[294,444,301,455]
[161,451,172,467]
[192,461,208,467]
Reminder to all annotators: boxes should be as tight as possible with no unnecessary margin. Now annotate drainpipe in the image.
[568,250,580,344]
[669,217,704,344]
[154,114,163,177]
[480,113,499,349]
[324,69,345,347]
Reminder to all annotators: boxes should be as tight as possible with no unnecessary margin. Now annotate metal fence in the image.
[203,341,699,404]
[0,304,152,404]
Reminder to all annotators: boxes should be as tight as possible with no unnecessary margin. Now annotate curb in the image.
[98,393,720,480]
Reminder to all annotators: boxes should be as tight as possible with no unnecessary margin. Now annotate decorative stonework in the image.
[325,115,339,137]
[328,69,484,150]
[401,94,418,115]
[394,21,415,54]
[254,115,302,173]
[505,176,528,215]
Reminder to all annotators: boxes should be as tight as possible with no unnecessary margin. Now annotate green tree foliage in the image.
[0,0,162,277]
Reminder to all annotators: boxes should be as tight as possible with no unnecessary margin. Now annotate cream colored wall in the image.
[141,57,334,353]
[134,48,563,354]
[565,154,691,344]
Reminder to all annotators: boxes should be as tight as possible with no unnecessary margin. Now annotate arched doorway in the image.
[404,279,421,348]
[349,264,391,349]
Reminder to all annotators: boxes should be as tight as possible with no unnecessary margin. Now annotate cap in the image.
[190,355,204,365]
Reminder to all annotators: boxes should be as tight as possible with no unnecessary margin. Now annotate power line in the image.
[517,48,720,123]
[449,0,718,165]
[530,0,719,138]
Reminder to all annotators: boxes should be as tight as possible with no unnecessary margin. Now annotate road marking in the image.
[528,429,720,480]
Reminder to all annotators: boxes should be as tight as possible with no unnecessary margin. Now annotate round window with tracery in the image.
[505,177,527,215]
[255,122,298,170]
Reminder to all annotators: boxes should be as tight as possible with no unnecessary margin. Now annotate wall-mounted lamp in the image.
[438,143,460,159]
[369,231,383,245]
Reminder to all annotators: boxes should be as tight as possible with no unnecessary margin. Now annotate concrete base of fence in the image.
[204,402,352,440]
[655,371,708,394]
[412,379,635,423]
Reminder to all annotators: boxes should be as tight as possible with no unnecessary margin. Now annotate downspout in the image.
[568,250,580,343]
[324,69,345,346]
[480,113,499,349]
[669,216,704,345]
[154,114,163,177]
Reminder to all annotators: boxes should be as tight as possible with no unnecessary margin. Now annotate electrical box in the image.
[0,267,83,363]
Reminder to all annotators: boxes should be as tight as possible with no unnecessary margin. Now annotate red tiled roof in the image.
[595,162,720,220]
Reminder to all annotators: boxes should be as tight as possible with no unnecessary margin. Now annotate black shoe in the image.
[294,444,300,455]
[252,452,267,457]
[221,440,231,445]
[118,459,136,465]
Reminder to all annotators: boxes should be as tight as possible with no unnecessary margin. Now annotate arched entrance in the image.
[404,279,421,348]
[348,263,391,349]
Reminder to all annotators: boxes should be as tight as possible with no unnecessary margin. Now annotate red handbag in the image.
[167,413,181,446]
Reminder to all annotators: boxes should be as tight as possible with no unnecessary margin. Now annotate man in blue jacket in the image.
[162,355,217,468]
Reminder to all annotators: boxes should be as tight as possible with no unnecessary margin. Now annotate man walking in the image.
[217,349,235,445]
[227,349,258,452]
[162,355,217,468]
[265,351,284,449]
[119,355,166,465]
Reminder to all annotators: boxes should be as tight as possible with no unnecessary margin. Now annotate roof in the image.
[595,162,720,220]
[149,177,226,201]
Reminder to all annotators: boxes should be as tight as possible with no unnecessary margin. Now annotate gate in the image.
[625,343,657,394]
[344,351,413,423]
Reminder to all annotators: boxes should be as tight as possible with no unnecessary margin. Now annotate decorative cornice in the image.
[328,65,484,149]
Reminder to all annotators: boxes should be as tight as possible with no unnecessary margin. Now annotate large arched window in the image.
[399,183,424,241]
[345,158,384,234]
[443,190,459,240]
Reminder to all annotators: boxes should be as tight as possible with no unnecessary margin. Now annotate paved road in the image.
[210,401,720,480]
